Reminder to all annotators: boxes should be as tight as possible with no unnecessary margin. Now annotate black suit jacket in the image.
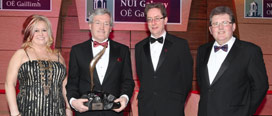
[66,39,135,116]
[196,38,268,116]
[135,33,193,116]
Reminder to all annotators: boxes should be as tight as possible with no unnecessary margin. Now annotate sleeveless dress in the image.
[16,51,67,116]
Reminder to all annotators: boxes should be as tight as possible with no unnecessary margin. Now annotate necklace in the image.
[33,48,53,96]
[38,60,53,96]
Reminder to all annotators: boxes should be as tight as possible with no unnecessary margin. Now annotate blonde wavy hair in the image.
[21,14,55,53]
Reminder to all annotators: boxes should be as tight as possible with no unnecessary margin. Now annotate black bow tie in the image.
[150,37,163,44]
[214,44,228,52]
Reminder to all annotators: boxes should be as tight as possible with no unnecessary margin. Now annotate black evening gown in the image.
[17,60,66,116]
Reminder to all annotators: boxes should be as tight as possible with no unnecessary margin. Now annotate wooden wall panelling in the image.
[0,17,59,50]
[0,17,24,50]
[56,15,64,49]
[169,20,208,50]
[264,56,272,90]
[185,93,200,116]
[169,4,209,90]
[255,94,272,115]
[0,94,9,116]
[131,31,150,48]
[130,90,139,116]
[0,51,15,87]
[110,31,131,47]
[206,0,234,11]
[238,24,272,55]
[60,48,72,68]
[61,17,90,48]
[57,0,78,49]
[61,0,78,17]
[175,0,209,92]
[130,49,139,85]
[189,0,207,20]
[191,50,198,90]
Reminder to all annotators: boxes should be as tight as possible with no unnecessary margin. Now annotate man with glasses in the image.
[135,2,193,116]
[66,8,135,116]
[196,6,268,116]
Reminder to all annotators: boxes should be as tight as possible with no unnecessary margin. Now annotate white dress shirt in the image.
[207,36,236,84]
[150,31,166,71]
[92,39,110,84]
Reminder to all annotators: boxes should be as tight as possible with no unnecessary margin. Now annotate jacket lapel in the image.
[203,43,213,86]
[103,40,119,84]
[143,40,155,71]
[156,36,172,71]
[210,39,240,86]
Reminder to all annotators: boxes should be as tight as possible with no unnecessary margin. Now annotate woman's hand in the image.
[66,108,73,116]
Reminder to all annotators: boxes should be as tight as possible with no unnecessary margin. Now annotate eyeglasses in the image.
[147,17,165,23]
[93,21,111,26]
[211,21,232,27]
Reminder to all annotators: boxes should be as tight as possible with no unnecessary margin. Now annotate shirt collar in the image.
[150,31,166,43]
[213,36,236,52]
[92,38,109,43]
[215,36,235,46]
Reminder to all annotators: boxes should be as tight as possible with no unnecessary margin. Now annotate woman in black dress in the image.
[5,15,73,116]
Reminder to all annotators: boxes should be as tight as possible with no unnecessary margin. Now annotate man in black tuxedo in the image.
[197,6,269,116]
[66,8,135,116]
[135,3,193,116]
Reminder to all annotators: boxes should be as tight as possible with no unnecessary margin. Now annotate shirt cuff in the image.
[120,94,129,105]
[69,97,78,111]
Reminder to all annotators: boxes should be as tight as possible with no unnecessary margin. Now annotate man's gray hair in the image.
[88,8,113,26]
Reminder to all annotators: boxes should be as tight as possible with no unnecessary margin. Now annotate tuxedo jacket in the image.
[196,38,268,116]
[135,33,193,116]
[66,39,135,116]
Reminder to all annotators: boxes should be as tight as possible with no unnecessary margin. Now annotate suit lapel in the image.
[203,43,213,86]
[156,36,172,71]
[143,40,155,71]
[210,39,240,86]
[103,40,119,84]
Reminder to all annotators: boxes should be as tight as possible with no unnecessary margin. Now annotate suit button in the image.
[153,76,157,78]
[153,92,157,95]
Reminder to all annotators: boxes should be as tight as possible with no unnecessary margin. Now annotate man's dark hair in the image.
[209,6,235,25]
[144,3,167,18]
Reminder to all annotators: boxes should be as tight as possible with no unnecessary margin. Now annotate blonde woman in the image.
[5,15,73,116]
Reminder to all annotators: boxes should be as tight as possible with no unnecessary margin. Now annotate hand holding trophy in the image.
[81,45,121,110]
